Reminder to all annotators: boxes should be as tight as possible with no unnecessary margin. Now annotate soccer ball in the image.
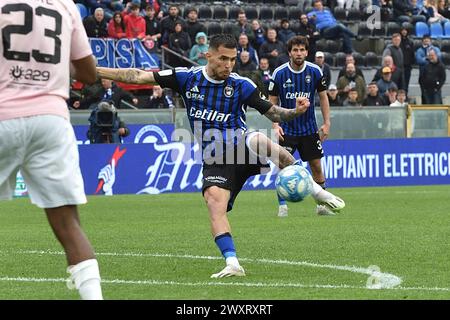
[275,165,313,202]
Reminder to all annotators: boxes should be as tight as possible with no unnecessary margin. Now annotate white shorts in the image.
[0,115,87,208]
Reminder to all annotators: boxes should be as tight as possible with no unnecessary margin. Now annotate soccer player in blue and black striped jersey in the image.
[97,34,344,278]
[269,35,341,217]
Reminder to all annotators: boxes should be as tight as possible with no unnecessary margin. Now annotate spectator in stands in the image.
[161,5,186,45]
[419,49,446,104]
[108,11,127,39]
[383,34,404,75]
[259,28,288,72]
[337,54,365,81]
[168,22,192,67]
[185,8,207,45]
[399,26,415,93]
[336,0,360,10]
[234,11,256,44]
[133,0,164,16]
[85,0,114,20]
[438,0,450,19]
[327,84,343,107]
[392,0,414,23]
[189,32,209,66]
[83,8,109,38]
[87,102,130,144]
[258,57,272,95]
[297,14,320,62]
[144,5,162,48]
[416,35,442,71]
[251,19,266,52]
[343,88,361,107]
[336,63,366,104]
[390,89,408,107]
[278,19,296,44]
[237,34,259,66]
[411,0,430,21]
[363,82,388,106]
[307,0,358,54]
[385,86,399,105]
[73,79,138,110]
[314,51,331,88]
[234,51,258,72]
[146,85,175,109]
[123,3,146,40]
[376,66,398,96]
[372,55,405,90]
[427,0,450,23]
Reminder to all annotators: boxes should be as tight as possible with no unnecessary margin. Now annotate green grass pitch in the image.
[0,185,449,300]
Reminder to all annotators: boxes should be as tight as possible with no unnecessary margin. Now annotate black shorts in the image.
[280,133,324,161]
[202,140,270,212]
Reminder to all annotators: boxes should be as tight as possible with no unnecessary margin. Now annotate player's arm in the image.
[71,55,97,85]
[269,95,285,141]
[96,67,156,84]
[245,90,309,123]
[317,75,331,142]
[318,90,331,142]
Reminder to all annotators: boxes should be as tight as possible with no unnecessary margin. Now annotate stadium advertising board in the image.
[76,134,450,195]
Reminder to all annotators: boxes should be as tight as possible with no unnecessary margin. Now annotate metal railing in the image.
[160,46,199,70]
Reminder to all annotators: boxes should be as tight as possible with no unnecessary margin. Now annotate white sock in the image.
[226,256,240,268]
[310,177,324,198]
[67,259,103,300]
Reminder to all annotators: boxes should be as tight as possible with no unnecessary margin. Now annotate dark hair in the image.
[187,7,197,14]
[130,3,140,11]
[209,34,237,51]
[112,11,126,31]
[287,35,309,52]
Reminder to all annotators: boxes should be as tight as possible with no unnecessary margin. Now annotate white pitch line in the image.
[0,276,449,293]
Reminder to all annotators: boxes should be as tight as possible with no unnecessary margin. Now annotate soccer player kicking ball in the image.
[0,0,102,299]
[269,36,336,218]
[97,34,344,278]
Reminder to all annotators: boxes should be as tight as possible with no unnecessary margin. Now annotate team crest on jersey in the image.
[224,85,234,98]
[305,75,312,84]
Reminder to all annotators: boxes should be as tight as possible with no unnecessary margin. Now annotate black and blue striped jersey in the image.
[269,61,327,136]
[154,66,272,151]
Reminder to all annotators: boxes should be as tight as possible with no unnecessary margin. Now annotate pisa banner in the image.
[76,126,450,195]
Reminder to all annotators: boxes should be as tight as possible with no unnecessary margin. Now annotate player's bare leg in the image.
[247,133,345,213]
[309,159,336,216]
[46,205,103,300]
[203,187,245,278]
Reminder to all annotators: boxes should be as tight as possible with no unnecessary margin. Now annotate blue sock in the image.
[214,233,236,259]
[277,193,286,206]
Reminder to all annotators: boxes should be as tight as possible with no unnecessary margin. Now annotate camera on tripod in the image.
[88,101,119,143]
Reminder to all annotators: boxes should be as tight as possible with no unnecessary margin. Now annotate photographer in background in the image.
[87,101,130,143]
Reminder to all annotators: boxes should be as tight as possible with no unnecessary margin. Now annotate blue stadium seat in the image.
[430,22,444,38]
[415,21,429,37]
[76,3,89,19]
[443,21,450,38]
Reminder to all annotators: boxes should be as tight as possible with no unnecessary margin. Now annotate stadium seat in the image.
[274,7,289,20]
[290,20,301,33]
[222,22,237,35]
[444,21,450,38]
[347,8,361,21]
[416,22,429,37]
[372,24,386,37]
[357,22,372,37]
[213,6,227,20]
[207,22,222,36]
[228,6,241,20]
[386,22,400,36]
[352,52,365,67]
[259,7,274,20]
[440,39,450,53]
[413,39,423,51]
[76,3,89,19]
[198,5,212,20]
[430,22,444,38]
[333,7,346,21]
[441,52,450,65]
[288,7,302,21]
[326,39,340,54]
[365,51,379,67]
[335,52,347,67]
[304,6,314,14]
[316,39,327,52]
[244,6,258,20]
[324,51,335,67]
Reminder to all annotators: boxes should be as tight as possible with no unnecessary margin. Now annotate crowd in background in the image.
[72,0,449,109]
